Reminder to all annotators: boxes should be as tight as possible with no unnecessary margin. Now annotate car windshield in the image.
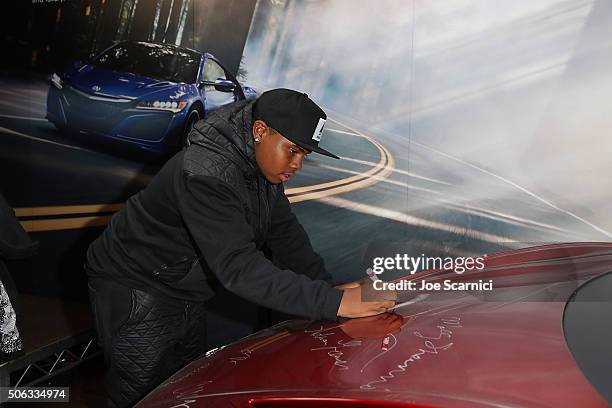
[92,42,200,83]
[563,270,612,405]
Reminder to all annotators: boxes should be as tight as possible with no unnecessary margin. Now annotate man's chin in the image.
[263,174,282,184]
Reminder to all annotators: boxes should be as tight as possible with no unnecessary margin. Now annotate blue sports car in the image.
[46,41,257,154]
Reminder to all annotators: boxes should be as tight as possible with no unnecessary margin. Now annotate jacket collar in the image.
[189,100,261,180]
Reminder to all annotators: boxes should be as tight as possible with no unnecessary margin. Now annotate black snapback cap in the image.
[253,88,340,159]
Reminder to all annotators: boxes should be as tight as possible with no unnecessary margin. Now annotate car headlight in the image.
[51,73,63,89]
[136,100,188,113]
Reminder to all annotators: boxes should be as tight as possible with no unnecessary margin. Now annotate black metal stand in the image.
[0,294,100,388]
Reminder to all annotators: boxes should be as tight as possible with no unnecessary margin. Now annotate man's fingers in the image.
[362,308,386,318]
[336,277,371,290]
[374,290,397,301]
[337,285,400,319]
[375,300,395,309]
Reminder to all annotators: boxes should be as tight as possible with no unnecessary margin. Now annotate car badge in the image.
[92,85,101,92]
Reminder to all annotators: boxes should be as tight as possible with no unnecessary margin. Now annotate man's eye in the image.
[290,148,297,154]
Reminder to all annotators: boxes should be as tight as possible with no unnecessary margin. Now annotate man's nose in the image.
[290,155,304,171]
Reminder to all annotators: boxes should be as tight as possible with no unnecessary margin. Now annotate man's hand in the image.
[334,277,369,290]
[340,313,403,339]
[337,285,396,318]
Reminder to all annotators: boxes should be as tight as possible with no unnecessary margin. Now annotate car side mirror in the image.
[213,79,236,92]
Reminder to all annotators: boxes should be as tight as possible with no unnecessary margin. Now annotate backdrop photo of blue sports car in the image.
[46,41,257,154]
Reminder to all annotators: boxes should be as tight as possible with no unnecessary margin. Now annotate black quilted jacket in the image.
[86,100,343,321]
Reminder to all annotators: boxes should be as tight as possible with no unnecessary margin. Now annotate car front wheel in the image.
[183,105,203,148]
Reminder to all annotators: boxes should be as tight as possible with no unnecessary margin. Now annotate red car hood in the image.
[137,243,612,407]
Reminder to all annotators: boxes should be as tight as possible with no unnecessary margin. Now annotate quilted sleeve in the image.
[265,191,334,284]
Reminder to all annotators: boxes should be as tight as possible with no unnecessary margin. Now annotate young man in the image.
[86,88,395,407]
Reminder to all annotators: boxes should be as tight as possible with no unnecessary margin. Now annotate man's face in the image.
[252,120,311,184]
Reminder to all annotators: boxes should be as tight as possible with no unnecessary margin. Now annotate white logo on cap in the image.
[312,118,325,142]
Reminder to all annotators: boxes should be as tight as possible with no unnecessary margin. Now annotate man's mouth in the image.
[279,172,294,182]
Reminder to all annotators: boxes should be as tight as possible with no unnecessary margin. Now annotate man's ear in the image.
[252,120,268,142]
